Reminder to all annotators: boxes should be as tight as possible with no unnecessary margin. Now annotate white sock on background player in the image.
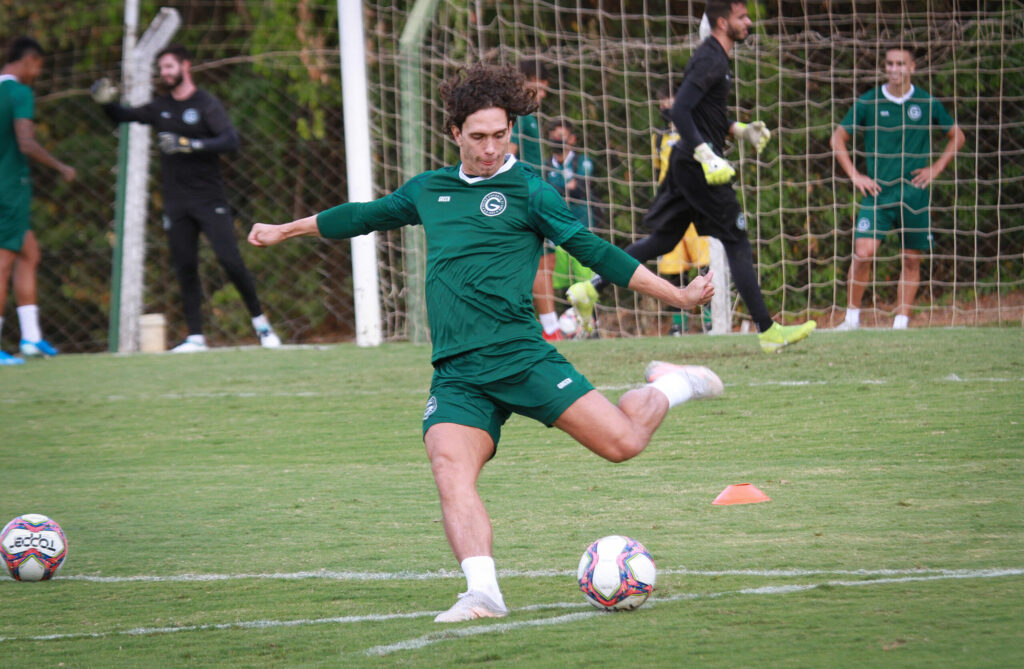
[17,305,42,342]
[539,311,559,335]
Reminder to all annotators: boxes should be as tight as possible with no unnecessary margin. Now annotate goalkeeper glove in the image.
[693,143,735,185]
[89,78,119,104]
[158,132,203,154]
[734,121,771,154]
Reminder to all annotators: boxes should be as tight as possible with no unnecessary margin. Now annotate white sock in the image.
[844,307,860,326]
[461,555,504,605]
[251,314,270,331]
[17,304,41,342]
[539,311,559,334]
[649,372,694,408]
[893,314,909,329]
[186,334,206,345]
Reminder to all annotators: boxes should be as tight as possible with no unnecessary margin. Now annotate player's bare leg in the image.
[894,249,922,328]
[838,237,882,330]
[11,230,39,305]
[425,423,509,622]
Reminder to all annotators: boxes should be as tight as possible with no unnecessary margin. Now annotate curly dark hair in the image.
[439,63,539,138]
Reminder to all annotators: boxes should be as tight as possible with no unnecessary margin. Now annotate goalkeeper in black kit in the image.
[91,45,280,352]
[569,0,815,353]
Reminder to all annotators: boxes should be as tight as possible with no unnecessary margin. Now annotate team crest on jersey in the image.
[480,192,507,216]
[857,217,871,231]
[907,104,922,121]
[423,396,438,420]
[183,108,200,125]
[736,213,747,231]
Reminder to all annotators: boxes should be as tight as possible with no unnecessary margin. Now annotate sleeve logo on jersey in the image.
[480,192,508,217]
[183,108,200,125]
[736,213,747,231]
[907,104,922,121]
[857,217,871,231]
[423,396,438,421]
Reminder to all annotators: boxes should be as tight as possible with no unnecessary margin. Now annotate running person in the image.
[0,37,76,365]
[91,44,280,352]
[249,63,723,622]
[831,44,965,330]
[568,0,816,353]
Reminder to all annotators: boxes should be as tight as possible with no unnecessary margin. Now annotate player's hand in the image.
[248,223,287,247]
[852,172,881,197]
[735,121,771,154]
[89,78,119,104]
[58,164,76,182]
[157,132,201,154]
[910,165,938,189]
[693,143,735,185]
[681,270,715,309]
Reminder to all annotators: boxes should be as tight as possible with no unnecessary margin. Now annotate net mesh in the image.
[3,0,1022,352]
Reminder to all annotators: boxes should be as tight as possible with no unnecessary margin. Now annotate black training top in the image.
[670,37,733,161]
[103,89,238,202]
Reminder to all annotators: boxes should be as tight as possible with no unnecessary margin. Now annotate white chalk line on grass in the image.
[363,568,1024,656]
[56,565,1023,584]
[2,568,1020,647]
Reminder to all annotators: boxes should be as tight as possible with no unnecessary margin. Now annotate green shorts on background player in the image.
[247,63,722,624]
[832,44,965,330]
[0,37,76,365]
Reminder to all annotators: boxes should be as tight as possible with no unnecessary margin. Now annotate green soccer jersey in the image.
[840,84,955,186]
[316,158,638,363]
[0,75,33,200]
[510,114,543,171]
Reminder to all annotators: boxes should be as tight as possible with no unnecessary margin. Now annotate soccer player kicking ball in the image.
[249,63,724,623]
[568,0,816,353]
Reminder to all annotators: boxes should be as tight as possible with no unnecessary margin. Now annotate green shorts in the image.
[0,185,31,252]
[422,337,595,452]
[855,183,932,251]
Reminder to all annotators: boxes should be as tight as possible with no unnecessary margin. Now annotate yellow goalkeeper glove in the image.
[693,143,735,185]
[734,121,771,154]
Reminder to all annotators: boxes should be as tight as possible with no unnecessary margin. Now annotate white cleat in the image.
[258,327,282,348]
[433,590,509,623]
[171,336,209,353]
[644,361,724,400]
[834,319,859,331]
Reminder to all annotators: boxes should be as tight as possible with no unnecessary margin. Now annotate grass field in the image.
[1,327,1022,667]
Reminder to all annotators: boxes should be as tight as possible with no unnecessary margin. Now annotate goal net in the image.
[7,1,1023,352]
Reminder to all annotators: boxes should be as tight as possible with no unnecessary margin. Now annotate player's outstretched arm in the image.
[248,215,320,247]
[627,264,714,311]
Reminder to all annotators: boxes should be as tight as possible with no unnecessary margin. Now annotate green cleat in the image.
[566,281,599,326]
[758,320,817,353]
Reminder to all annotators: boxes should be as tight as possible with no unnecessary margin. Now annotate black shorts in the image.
[642,155,747,244]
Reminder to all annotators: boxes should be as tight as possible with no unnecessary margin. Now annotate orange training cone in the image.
[712,483,770,505]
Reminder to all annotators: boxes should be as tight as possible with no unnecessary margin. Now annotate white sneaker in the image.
[171,336,208,353]
[644,361,724,400]
[834,319,859,331]
[257,327,281,348]
[433,590,509,623]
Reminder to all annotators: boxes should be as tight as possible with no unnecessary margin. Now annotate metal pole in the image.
[398,0,442,344]
[338,0,382,347]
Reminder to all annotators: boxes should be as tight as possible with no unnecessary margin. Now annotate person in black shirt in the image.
[91,45,280,352]
[569,0,816,353]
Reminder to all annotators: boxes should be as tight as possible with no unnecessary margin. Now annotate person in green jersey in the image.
[0,37,76,365]
[248,63,723,623]
[831,44,965,330]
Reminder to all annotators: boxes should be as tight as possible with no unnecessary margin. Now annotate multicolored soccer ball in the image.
[1,514,68,581]
[577,535,656,610]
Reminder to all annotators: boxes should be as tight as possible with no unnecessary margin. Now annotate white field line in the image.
[2,374,1022,405]
[2,568,1020,647]
[55,566,1024,584]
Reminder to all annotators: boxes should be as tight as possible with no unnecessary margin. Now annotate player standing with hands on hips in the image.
[0,37,76,365]
[249,63,724,622]
[91,45,280,352]
[831,44,965,331]
[568,0,816,352]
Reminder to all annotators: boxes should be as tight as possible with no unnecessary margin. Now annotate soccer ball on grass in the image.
[1,514,68,581]
[577,535,656,610]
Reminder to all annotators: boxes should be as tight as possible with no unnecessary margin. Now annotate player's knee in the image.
[599,432,647,463]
